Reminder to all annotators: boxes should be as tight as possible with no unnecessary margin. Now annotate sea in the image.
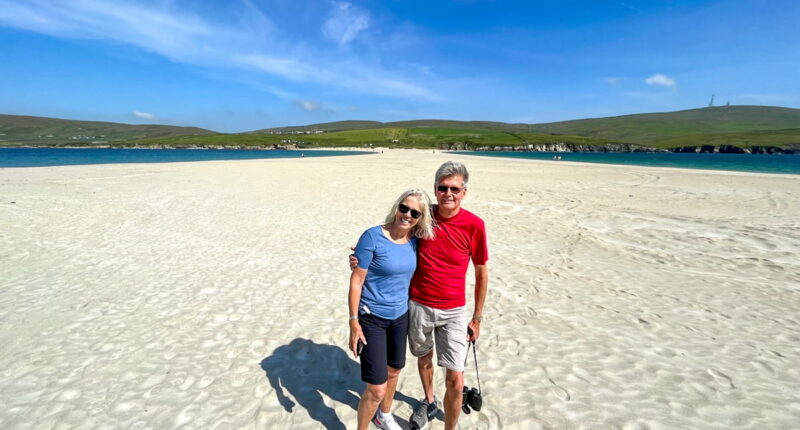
[1,148,799,174]
[0,147,372,168]
[458,151,800,175]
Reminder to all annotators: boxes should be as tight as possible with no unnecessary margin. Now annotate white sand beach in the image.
[1,150,799,429]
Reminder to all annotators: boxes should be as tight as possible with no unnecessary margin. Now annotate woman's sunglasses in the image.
[436,185,463,194]
[398,203,423,219]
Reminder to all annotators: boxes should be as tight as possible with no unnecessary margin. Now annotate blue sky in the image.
[0,0,798,132]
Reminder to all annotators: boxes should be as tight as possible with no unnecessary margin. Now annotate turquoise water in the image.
[458,151,800,175]
[0,148,372,168]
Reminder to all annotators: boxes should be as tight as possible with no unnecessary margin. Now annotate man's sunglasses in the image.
[398,203,423,219]
[436,185,463,194]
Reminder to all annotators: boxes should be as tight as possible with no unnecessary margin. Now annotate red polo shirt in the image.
[409,208,488,309]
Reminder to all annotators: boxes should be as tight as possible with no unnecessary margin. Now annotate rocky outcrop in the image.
[123,144,298,150]
[438,141,798,154]
[669,145,796,154]
[436,142,664,152]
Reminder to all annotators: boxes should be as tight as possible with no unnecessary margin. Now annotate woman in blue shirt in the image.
[348,188,435,430]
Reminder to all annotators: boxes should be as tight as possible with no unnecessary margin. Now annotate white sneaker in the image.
[373,410,402,430]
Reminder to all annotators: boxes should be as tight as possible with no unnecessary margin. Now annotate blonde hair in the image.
[383,188,435,240]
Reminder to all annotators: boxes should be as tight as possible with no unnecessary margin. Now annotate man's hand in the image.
[349,246,358,271]
[467,318,481,342]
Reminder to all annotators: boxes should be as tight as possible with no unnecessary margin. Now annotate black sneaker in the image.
[409,397,439,430]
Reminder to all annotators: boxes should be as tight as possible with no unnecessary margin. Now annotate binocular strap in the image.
[464,340,482,393]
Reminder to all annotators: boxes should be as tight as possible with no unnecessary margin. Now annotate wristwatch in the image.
[349,315,359,321]
[472,315,483,323]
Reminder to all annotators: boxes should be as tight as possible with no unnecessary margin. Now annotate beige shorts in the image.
[408,299,468,372]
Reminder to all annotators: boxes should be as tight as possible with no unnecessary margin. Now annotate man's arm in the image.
[467,264,488,342]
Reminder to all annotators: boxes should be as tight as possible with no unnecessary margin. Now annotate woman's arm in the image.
[348,267,368,357]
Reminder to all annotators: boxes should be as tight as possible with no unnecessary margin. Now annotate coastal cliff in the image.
[437,142,799,154]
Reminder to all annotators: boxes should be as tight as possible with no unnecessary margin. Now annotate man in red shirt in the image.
[407,161,489,430]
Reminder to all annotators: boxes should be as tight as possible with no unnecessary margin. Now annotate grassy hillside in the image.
[124,127,616,149]
[528,106,800,145]
[3,106,798,150]
[651,128,800,149]
[250,106,800,150]
[0,114,214,146]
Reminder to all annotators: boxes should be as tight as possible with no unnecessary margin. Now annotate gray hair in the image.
[434,161,469,188]
[383,188,436,240]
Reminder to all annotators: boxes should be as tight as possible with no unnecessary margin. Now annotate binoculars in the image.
[461,386,482,414]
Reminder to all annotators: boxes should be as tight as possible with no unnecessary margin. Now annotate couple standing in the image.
[348,161,489,430]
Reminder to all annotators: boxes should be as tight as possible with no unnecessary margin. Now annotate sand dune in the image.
[1,150,798,429]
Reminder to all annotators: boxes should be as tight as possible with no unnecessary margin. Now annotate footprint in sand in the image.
[707,368,735,389]
[548,378,571,401]
[767,349,785,358]
[526,306,538,317]
[476,409,503,428]
[750,360,776,376]
[180,375,196,390]
[196,375,215,389]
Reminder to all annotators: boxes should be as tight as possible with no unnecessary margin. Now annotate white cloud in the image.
[132,111,157,120]
[295,100,321,111]
[605,77,621,85]
[0,0,437,101]
[645,73,676,89]
[322,2,370,47]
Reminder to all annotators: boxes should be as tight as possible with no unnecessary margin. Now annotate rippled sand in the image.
[1,150,798,429]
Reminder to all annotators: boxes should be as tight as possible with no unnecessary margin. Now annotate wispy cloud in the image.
[132,111,157,120]
[0,0,437,101]
[294,100,321,112]
[645,73,676,89]
[605,77,622,85]
[322,1,370,47]
[620,2,642,12]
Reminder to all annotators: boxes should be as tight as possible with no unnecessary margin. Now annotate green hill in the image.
[0,114,215,146]
[2,106,799,151]
[250,106,800,150]
[124,126,617,150]
[652,128,800,150]
[528,106,800,146]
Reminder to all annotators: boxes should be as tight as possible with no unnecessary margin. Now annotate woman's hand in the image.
[349,320,367,357]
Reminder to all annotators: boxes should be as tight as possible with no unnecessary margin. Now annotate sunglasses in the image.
[398,203,423,219]
[436,185,463,194]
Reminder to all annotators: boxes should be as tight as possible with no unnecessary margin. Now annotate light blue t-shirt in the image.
[354,225,418,320]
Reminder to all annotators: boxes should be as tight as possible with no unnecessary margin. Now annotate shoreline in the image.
[2,146,798,177]
[3,142,799,154]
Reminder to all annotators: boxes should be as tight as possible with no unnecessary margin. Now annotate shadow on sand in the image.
[260,338,417,429]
